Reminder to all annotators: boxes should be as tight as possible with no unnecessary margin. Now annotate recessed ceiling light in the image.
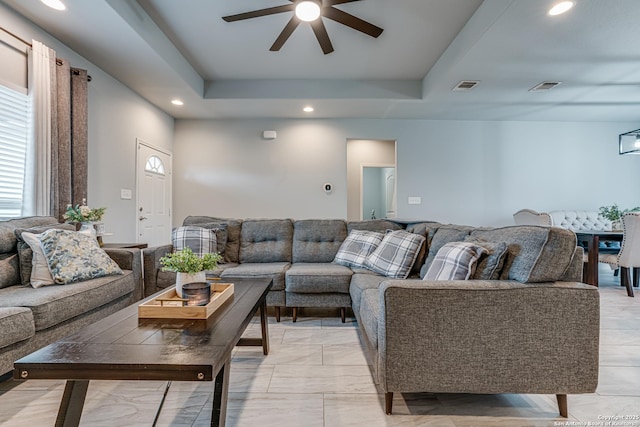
[295,1,321,22]
[41,0,66,11]
[303,106,314,113]
[171,99,184,106]
[548,1,574,16]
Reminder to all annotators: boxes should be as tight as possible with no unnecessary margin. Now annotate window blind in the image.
[0,83,29,219]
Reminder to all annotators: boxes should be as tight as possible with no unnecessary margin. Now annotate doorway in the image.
[136,139,172,246]
[362,166,396,220]
[346,139,397,221]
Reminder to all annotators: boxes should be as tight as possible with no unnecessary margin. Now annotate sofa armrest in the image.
[376,279,599,395]
[142,244,174,297]
[103,248,143,301]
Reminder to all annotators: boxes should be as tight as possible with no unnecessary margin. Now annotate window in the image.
[0,83,29,219]
[145,155,165,175]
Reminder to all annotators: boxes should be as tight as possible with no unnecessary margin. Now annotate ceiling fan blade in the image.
[270,16,301,51]
[222,4,294,22]
[311,19,334,54]
[326,0,361,5]
[323,7,383,38]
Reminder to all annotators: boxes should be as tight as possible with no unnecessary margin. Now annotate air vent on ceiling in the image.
[452,80,480,91]
[529,81,562,91]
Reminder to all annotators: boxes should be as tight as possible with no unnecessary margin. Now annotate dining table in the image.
[574,230,623,287]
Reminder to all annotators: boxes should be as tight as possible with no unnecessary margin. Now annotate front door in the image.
[136,140,172,246]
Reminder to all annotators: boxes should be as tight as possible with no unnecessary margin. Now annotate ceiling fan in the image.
[222,0,384,55]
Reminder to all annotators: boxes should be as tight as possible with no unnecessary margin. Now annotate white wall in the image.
[174,118,640,227]
[0,4,174,242]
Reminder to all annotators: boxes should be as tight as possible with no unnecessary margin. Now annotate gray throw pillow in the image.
[420,227,471,278]
[364,230,425,279]
[183,222,228,258]
[172,226,218,257]
[423,242,487,281]
[464,236,509,280]
[333,230,384,268]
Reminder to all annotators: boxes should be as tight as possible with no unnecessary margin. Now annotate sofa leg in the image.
[340,307,346,323]
[275,307,281,322]
[292,307,298,322]
[385,392,393,415]
[556,394,567,418]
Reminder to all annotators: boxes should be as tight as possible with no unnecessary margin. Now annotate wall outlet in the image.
[120,189,132,200]
[408,196,421,205]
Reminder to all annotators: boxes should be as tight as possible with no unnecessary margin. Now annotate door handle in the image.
[139,216,148,221]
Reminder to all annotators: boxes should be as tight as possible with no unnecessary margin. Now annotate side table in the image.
[101,243,148,249]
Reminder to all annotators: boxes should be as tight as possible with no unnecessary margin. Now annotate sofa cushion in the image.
[364,230,425,279]
[0,216,58,253]
[359,288,381,349]
[0,307,35,349]
[221,262,290,291]
[424,242,487,281]
[420,226,472,278]
[0,253,20,289]
[333,230,384,269]
[14,223,76,285]
[349,273,386,315]
[39,230,123,285]
[470,226,577,283]
[183,216,242,263]
[464,236,509,280]
[292,219,347,263]
[240,219,293,263]
[285,263,353,294]
[0,271,135,331]
[347,219,402,234]
[172,225,218,257]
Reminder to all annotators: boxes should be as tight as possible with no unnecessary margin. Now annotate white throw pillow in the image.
[423,242,487,281]
[21,232,55,288]
[364,230,426,279]
[333,230,384,268]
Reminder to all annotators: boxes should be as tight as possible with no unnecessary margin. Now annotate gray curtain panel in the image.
[51,58,88,221]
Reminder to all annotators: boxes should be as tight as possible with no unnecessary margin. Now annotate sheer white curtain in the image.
[24,40,55,216]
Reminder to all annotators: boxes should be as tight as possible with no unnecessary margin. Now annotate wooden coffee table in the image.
[13,278,272,427]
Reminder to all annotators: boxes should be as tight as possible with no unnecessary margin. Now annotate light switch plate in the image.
[408,196,421,205]
[120,189,132,200]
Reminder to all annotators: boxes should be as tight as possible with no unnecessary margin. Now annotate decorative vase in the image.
[78,222,97,239]
[175,271,206,298]
[611,221,623,231]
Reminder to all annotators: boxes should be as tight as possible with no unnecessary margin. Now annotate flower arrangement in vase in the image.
[63,198,107,238]
[159,248,222,297]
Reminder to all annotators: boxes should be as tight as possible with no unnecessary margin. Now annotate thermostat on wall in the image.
[323,182,333,193]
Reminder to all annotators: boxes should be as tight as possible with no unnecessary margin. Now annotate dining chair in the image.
[599,212,640,297]
[513,209,552,226]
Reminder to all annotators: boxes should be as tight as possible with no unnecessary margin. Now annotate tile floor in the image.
[1,265,639,426]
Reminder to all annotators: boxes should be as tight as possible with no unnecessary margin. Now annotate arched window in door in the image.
[145,155,165,175]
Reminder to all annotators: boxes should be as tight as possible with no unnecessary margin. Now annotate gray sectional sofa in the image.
[143,215,599,417]
[0,216,143,376]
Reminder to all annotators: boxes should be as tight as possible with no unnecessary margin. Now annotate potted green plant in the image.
[159,248,222,297]
[599,204,640,230]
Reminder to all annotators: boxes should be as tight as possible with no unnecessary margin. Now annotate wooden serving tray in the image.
[138,283,234,319]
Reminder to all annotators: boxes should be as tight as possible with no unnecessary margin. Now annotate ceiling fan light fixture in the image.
[295,0,321,22]
[41,0,66,11]
[548,1,574,16]
[303,106,314,113]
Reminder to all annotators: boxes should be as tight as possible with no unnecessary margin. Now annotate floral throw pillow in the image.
[38,229,123,284]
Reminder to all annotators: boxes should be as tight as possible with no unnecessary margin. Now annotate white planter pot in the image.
[78,222,96,239]
[175,271,206,298]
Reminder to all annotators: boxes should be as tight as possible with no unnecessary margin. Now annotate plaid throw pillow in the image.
[172,226,217,257]
[333,230,384,268]
[364,230,425,279]
[424,242,487,281]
